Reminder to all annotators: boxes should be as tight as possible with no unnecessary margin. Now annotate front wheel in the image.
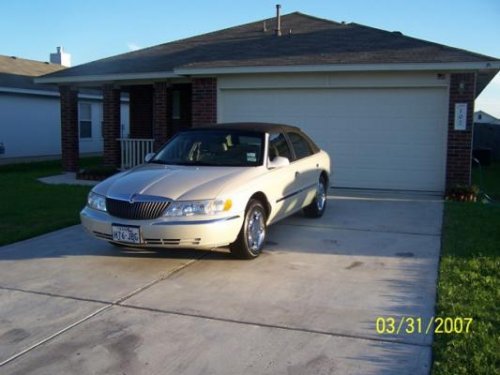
[230,199,267,259]
[303,176,328,218]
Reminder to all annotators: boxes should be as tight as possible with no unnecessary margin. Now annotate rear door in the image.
[286,131,321,206]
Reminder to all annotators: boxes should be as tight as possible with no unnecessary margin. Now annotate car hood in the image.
[94,164,259,201]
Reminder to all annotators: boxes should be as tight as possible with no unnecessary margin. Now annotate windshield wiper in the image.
[180,161,214,166]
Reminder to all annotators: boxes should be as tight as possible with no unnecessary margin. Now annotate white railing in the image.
[118,138,155,170]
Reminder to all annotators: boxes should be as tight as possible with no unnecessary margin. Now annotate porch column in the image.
[153,81,171,150]
[59,85,79,172]
[192,77,217,126]
[102,85,121,168]
[446,73,476,187]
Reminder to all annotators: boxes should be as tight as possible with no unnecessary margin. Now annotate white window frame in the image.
[79,102,93,139]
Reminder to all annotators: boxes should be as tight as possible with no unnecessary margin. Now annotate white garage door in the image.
[219,87,447,191]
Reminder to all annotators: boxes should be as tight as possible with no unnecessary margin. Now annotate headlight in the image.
[164,199,232,217]
[87,192,107,212]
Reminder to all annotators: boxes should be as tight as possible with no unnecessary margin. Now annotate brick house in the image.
[36,12,499,192]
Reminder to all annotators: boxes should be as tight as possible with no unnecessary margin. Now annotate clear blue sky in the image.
[1,0,499,116]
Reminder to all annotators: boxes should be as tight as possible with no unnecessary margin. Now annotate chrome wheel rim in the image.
[316,181,327,211]
[247,208,265,252]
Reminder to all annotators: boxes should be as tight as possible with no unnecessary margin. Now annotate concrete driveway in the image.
[0,190,443,374]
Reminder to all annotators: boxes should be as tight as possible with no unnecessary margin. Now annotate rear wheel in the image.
[230,199,267,259]
[303,176,327,218]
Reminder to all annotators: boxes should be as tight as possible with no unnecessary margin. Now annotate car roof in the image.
[190,122,302,134]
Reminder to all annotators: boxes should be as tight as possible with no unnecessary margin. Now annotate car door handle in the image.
[295,171,300,178]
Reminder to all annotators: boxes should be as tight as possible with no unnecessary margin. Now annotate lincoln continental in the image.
[81,123,331,259]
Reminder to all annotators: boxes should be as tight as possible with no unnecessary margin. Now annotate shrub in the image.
[445,184,480,202]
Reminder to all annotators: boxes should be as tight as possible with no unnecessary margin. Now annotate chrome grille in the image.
[106,197,170,220]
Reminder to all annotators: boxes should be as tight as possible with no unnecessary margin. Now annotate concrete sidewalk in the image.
[0,190,443,374]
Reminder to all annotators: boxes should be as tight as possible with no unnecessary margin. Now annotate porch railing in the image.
[118,138,155,170]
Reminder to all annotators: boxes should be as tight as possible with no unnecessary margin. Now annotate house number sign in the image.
[454,103,467,131]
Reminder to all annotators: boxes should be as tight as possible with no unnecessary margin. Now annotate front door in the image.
[170,84,192,135]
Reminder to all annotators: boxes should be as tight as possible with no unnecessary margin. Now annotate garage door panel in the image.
[220,87,447,191]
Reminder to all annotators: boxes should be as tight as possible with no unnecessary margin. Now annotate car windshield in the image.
[151,129,264,167]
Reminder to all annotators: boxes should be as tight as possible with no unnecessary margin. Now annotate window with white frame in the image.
[79,103,92,138]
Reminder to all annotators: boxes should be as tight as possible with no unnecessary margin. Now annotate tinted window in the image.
[288,132,313,159]
[269,133,292,161]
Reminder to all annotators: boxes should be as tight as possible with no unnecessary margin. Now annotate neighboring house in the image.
[474,110,500,125]
[37,11,500,191]
[473,111,500,161]
[0,50,129,162]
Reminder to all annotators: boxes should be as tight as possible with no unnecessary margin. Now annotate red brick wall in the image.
[153,82,171,150]
[102,85,121,168]
[446,73,476,187]
[59,86,79,172]
[192,77,217,126]
[129,85,153,139]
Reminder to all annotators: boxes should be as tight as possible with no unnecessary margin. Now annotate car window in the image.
[288,132,313,160]
[152,129,264,167]
[269,133,292,161]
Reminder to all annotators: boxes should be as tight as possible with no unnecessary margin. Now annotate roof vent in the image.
[392,31,403,35]
[275,4,282,36]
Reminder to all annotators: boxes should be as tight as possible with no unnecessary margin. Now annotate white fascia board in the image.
[0,87,129,102]
[175,61,500,75]
[34,71,180,84]
[0,87,60,97]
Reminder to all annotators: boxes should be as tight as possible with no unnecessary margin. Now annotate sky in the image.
[1,0,499,117]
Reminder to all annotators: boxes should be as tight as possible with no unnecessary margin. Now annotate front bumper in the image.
[80,207,244,249]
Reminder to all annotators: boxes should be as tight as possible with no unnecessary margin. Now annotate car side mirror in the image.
[144,153,155,163]
[268,156,290,169]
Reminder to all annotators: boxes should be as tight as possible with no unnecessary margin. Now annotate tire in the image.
[303,176,328,218]
[230,199,267,259]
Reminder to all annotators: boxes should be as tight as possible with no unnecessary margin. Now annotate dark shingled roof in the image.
[41,12,498,81]
[0,55,66,91]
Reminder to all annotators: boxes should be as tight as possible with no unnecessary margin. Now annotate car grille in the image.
[106,197,170,220]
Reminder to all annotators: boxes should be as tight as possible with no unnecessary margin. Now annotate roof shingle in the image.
[41,12,498,80]
[0,55,65,91]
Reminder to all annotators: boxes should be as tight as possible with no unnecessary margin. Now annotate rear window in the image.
[288,132,313,160]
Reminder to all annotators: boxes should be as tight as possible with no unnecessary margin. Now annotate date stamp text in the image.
[375,316,473,335]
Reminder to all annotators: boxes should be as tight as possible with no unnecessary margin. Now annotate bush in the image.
[445,184,480,202]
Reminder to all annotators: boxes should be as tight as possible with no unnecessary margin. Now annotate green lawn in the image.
[0,158,99,246]
[432,163,500,374]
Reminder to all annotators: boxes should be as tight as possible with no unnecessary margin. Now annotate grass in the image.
[432,162,500,374]
[0,158,100,246]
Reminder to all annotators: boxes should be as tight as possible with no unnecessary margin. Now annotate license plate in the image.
[112,225,141,244]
